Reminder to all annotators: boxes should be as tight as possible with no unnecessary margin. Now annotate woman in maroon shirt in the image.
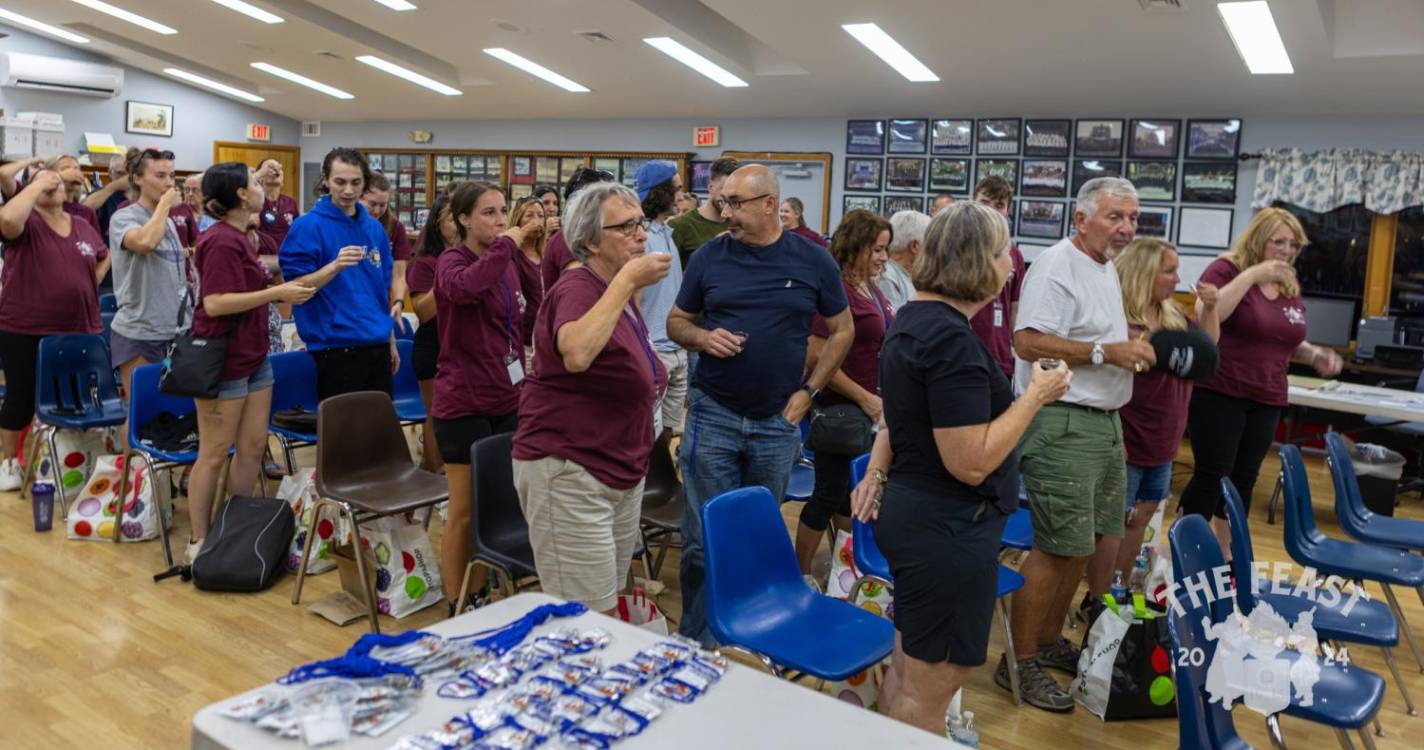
[185,163,314,562]
[362,171,412,319]
[0,168,108,490]
[512,182,670,613]
[508,197,547,356]
[780,197,828,248]
[794,209,894,575]
[254,158,299,249]
[407,192,455,473]
[1179,208,1342,547]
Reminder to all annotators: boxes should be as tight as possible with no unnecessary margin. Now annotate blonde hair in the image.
[1223,206,1306,298]
[912,201,1009,303]
[508,197,547,259]
[1116,238,1187,331]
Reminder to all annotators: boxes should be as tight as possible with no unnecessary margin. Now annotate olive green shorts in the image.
[1019,404,1127,557]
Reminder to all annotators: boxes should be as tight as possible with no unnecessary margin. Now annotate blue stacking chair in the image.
[1221,477,1415,718]
[98,292,117,313]
[391,339,425,424]
[1000,507,1033,551]
[782,417,815,503]
[124,364,193,567]
[1325,431,1424,552]
[99,311,116,352]
[267,351,319,473]
[701,485,893,681]
[34,334,127,517]
[1281,443,1424,672]
[1170,513,1388,749]
[394,315,416,341]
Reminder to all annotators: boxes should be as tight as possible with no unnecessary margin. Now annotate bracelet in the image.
[868,467,888,485]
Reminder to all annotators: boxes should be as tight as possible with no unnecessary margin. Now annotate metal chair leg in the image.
[639,527,656,581]
[1382,646,1418,715]
[1266,713,1287,749]
[1359,726,1380,750]
[1267,472,1283,525]
[137,453,173,569]
[290,499,328,605]
[111,450,131,542]
[18,422,43,502]
[1000,596,1023,706]
[1384,584,1424,671]
[1334,728,1355,749]
[716,644,782,678]
[44,426,71,519]
[345,506,380,633]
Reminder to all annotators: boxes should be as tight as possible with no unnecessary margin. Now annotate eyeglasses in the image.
[142,148,175,160]
[603,217,652,236]
[720,193,771,211]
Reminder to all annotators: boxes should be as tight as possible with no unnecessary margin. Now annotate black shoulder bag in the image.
[805,284,891,457]
[160,290,232,399]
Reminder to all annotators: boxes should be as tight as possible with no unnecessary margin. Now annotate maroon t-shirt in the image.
[258,194,299,249]
[433,237,526,419]
[515,249,544,343]
[169,203,200,247]
[1199,258,1306,406]
[1121,323,1195,466]
[514,266,668,489]
[539,230,577,293]
[790,224,828,248]
[407,254,437,296]
[811,279,893,406]
[63,201,103,241]
[0,211,104,335]
[192,222,271,381]
[388,220,411,262]
[969,244,1026,377]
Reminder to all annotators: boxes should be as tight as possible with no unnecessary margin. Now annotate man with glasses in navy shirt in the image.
[667,164,854,646]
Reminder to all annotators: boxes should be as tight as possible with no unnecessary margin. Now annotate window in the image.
[1276,202,1371,298]
[1390,205,1424,318]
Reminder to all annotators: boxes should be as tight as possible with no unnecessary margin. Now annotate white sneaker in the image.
[184,539,204,564]
[0,458,22,492]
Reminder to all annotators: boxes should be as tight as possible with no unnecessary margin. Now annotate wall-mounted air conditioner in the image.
[0,51,123,98]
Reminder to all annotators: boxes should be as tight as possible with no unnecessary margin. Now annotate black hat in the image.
[1150,327,1220,381]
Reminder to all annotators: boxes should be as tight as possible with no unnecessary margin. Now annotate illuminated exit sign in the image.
[694,125,720,148]
[246,123,271,142]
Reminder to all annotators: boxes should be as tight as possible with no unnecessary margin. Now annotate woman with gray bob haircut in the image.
[511,181,673,614]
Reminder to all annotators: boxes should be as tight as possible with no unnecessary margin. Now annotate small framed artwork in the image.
[845,158,884,192]
[1126,160,1177,201]
[883,194,923,217]
[1074,119,1124,157]
[929,158,972,194]
[512,156,532,177]
[1128,119,1181,159]
[885,157,927,192]
[1178,207,1234,249]
[1181,161,1238,203]
[509,183,533,200]
[975,159,1019,192]
[620,158,648,188]
[690,161,712,193]
[1020,159,1068,198]
[1137,205,1174,239]
[435,155,452,172]
[1070,159,1123,197]
[125,100,173,137]
[560,158,587,185]
[931,118,973,155]
[846,120,886,155]
[536,157,559,183]
[1023,119,1071,157]
[593,157,621,176]
[368,154,384,171]
[1017,200,1066,240]
[976,118,1021,155]
[887,118,929,154]
[1186,119,1242,159]
[843,194,881,215]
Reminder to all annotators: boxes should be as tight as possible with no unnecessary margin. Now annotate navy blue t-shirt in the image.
[675,231,847,418]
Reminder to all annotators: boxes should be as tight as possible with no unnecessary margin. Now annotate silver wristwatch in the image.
[1090,343,1105,366]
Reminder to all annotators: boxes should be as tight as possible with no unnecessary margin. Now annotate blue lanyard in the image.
[622,305,660,384]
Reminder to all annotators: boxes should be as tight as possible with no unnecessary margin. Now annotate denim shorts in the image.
[1125,462,1173,509]
[216,358,274,401]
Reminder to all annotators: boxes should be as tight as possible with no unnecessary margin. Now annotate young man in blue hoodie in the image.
[278,148,399,401]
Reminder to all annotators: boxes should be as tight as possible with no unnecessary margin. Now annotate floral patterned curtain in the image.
[1250,148,1424,214]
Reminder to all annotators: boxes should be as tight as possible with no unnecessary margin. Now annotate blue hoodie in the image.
[278,196,394,350]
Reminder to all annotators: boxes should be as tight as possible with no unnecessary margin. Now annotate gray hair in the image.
[888,210,931,253]
[1076,177,1138,221]
[564,181,641,262]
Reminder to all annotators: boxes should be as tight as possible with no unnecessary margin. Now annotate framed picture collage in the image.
[842,117,1242,248]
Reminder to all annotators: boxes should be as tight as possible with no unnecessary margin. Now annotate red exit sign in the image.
[694,125,720,148]
[246,123,271,142]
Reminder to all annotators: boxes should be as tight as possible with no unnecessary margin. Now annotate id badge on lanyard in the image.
[497,277,524,385]
[505,351,524,385]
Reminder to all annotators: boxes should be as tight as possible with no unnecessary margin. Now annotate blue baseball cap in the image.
[634,161,678,202]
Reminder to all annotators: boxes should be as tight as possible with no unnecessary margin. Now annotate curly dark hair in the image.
[316,147,371,197]
[828,209,892,277]
[641,178,679,220]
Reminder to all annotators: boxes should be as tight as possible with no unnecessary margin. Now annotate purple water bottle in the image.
[32,482,55,532]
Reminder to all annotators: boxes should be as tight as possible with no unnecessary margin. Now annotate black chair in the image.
[638,432,683,579]
[456,432,538,605]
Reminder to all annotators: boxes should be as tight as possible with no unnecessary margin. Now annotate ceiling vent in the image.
[1138,0,1185,10]
[576,30,615,44]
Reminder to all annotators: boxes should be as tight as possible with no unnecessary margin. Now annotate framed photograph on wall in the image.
[1074,119,1124,157]
[1186,119,1242,159]
[931,119,973,155]
[1020,159,1068,197]
[1066,201,1077,236]
[885,157,927,192]
[929,158,972,194]
[512,156,533,177]
[883,194,923,217]
[1017,200,1066,239]
[846,120,886,155]
[1181,161,1238,203]
[690,161,712,193]
[125,100,173,137]
[1126,160,1177,201]
[1178,206,1234,249]
[1023,119,1071,157]
[1137,205,1174,239]
[976,118,1021,155]
[509,183,533,201]
[1128,119,1181,159]
[843,194,881,215]
[1070,159,1122,197]
[975,159,1019,192]
[887,118,929,154]
[845,158,884,192]
[536,157,559,184]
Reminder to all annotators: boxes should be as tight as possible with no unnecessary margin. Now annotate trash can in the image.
[1352,443,1406,516]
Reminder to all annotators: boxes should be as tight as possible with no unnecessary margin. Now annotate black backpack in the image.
[154,496,294,592]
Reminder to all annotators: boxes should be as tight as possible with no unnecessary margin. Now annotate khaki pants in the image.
[513,455,644,612]
[655,348,689,435]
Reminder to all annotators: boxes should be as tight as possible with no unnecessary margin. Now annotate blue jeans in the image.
[677,387,801,646]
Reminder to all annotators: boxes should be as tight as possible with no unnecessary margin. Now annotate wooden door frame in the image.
[212,141,301,197]
[721,151,833,234]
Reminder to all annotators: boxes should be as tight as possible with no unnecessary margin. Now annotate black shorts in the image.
[433,413,518,465]
[411,340,439,382]
[310,344,392,402]
[873,483,1008,666]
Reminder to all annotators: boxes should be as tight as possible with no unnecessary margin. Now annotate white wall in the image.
[0,24,299,170]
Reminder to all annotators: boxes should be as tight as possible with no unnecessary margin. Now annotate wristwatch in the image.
[1090,343,1105,366]
[801,384,820,400]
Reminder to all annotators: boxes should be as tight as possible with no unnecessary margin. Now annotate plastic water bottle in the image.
[950,710,980,748]
[1129,553,1149,594]
[943,688,962,739]
[1110,569,1127,603]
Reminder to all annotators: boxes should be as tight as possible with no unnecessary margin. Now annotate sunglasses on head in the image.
[142,148,175,160]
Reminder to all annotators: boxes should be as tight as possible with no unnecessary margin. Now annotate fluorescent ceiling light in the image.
[371,0,417,9]
[69,0,176,35]
[642,37,747,88]
[251,62,354,99]
[482,48,589,93]
[0,8,90,43]
[356,55,461,96]
[206,0,282,24]
[164,67,264,102]
[1217,1,1293,74]
[841,23,937,82]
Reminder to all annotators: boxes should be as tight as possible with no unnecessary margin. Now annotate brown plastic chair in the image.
[638,432,684,579]
[290,390,449,632]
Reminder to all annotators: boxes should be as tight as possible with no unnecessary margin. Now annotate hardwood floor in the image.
[2,442,1424,749]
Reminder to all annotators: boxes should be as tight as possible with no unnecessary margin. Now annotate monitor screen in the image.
[1302,295,1358,348]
